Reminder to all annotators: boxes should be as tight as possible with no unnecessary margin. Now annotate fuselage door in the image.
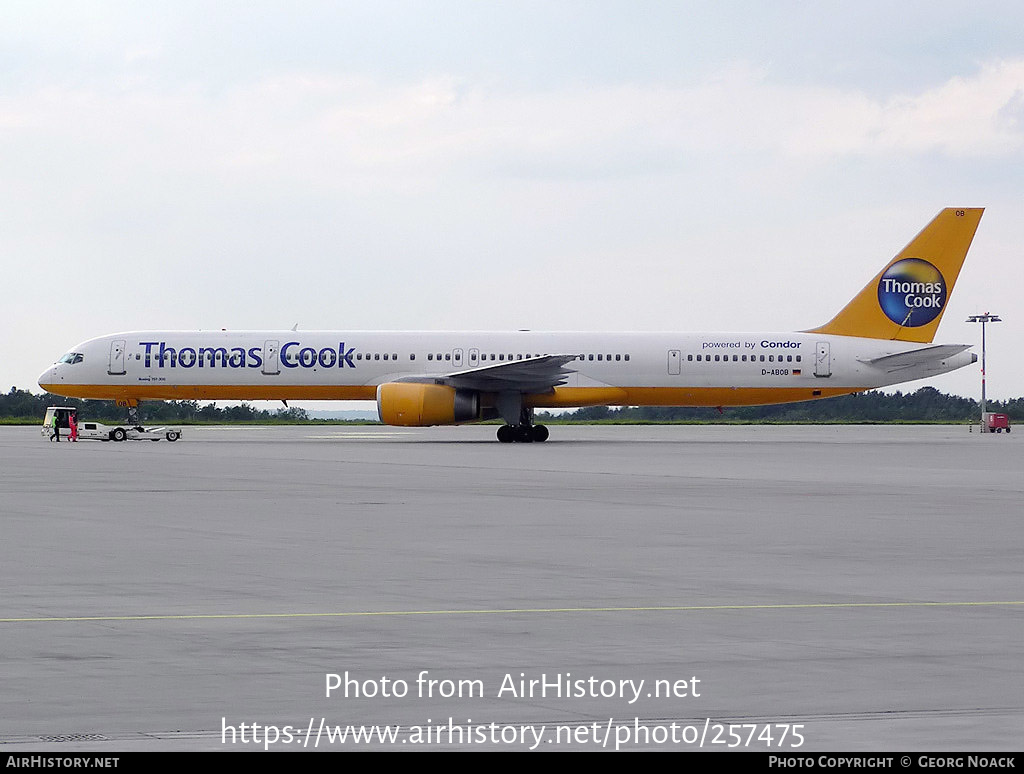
[815,341,831,377]
[262,340,280,375]
[668,349,681,376]
[453,348,463,368]
[108,340,126,375]
[469,348,479,368]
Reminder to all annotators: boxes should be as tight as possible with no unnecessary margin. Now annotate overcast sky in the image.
[2,1,1022,406]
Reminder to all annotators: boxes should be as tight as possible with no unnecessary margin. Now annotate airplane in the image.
[39,207,983,442]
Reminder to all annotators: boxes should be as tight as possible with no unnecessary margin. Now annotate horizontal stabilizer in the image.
[859,344,971,372]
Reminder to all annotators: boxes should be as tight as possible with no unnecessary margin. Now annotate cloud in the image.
[3,58,1022,199]
[863,60,1024,156]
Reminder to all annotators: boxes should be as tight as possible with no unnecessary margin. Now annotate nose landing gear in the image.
[117,399,144,430]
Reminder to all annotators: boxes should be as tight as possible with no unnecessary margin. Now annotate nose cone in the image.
[38,365,58,393]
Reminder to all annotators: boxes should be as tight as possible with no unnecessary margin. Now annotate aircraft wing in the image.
[395,355,579,393]
[859,344,971,372]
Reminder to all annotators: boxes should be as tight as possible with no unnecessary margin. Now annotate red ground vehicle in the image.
[982,412,1011,433]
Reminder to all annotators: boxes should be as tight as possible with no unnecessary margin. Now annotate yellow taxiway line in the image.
[2,600,1022,624]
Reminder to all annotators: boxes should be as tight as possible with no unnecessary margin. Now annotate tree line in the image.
[1,388,309,422]
[543,387,1022,423]
[3,385,1021,424]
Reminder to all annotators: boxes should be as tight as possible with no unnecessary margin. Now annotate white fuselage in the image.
[39,329,974,410]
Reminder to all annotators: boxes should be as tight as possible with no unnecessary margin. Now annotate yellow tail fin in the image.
[808,208,983,343]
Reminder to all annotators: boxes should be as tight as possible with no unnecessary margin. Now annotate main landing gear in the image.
[494,392,549,443]
[496,423,549,443]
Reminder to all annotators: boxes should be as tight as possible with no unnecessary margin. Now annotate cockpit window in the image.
[58,352,84,365]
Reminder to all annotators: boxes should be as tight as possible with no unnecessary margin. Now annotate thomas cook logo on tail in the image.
[877,258,947,327]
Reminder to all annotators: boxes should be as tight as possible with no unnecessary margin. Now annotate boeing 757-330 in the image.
[39,208,983,442]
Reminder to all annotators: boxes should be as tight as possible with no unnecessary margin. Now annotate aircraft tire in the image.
[531,425,549,442]
[496,425,515,443]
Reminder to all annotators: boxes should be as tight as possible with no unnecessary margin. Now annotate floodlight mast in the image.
[966,313,1002,423]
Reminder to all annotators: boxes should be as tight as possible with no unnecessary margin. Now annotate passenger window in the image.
[597,354,603,361]
[445,354,451,361]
